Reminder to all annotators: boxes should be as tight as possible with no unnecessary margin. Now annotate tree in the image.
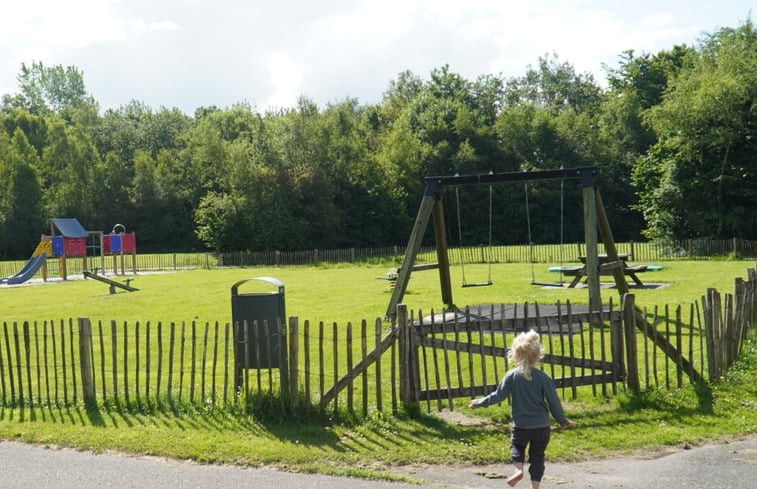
[0,129,44,258]
[1,107,48,156]
[194,191,248,252]
[2,62,98,121]
[634,19,757,240]
[504,53,601,113]
[41,119,106,227]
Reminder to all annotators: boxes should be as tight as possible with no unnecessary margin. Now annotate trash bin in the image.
[231,276,286,369]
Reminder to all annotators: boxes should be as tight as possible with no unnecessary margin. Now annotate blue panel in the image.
[52,236,64,257]
[110,234,122,253]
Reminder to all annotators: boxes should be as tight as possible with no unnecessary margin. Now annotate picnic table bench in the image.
[559,254,648,288]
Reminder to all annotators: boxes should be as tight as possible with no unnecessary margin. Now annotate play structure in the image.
[384,166,636,321]
[102,223,137,275]
[0,218,137,285]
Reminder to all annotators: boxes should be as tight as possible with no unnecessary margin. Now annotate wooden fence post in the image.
[277,318,289,409]
[398,304,408,403]
[78,317,95,406]
[622,294,640,394]
[610,308,625,388]
[748,268,757,333]
[733,278,747,363]
[704,288,721,380]
[289,316,299,411]
[397,304,419,412]
[724,289,736,370]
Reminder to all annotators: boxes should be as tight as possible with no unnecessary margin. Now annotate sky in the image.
[0,0,753,115]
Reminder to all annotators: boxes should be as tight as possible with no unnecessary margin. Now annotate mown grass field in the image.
[1,259,753,324]
[0,259,756,479]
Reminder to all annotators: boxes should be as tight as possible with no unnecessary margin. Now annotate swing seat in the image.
[462,280,493,288]
[531,278,565,287]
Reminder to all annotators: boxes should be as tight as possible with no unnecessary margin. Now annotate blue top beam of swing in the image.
[51,218,89,238]
[423,166,598,195]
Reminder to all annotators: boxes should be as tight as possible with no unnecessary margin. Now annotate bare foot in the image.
[507,469,524,486]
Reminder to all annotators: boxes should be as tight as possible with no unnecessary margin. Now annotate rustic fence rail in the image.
[2,239,756,281]
[398,304,624,413]
[1,267,755,413]
[217,239,757,268]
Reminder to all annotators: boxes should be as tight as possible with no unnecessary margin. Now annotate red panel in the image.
[121,233,136,253]
[64,237,86,256]
[103,235,112,254]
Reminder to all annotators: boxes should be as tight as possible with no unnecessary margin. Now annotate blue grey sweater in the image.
[472,367,568,428]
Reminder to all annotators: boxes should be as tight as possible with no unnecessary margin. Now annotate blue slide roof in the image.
[51,218,89,238]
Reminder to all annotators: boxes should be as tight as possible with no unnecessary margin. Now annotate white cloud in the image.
[131,19,180,34]
[642,13,677,29]
[0,0,752,113]
[264,53,306,110]
[0,0,127,49]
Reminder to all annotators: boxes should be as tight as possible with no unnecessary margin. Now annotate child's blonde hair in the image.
[508,330,544,380]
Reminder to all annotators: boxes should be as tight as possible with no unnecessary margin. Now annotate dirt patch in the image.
[432,409,494,427]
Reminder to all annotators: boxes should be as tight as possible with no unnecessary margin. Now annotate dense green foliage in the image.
[1,20,755,259]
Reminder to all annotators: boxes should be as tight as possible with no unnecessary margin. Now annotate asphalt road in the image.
[2,436,756,489]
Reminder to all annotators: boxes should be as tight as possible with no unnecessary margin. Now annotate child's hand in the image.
[468,400,479,409]
[559,420,576,430]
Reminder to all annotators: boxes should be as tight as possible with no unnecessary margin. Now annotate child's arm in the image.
[543,374,571,426]
[469,371,512,409]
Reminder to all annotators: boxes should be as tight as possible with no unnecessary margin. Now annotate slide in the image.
[0,254,47,285]
[0,239,51,285]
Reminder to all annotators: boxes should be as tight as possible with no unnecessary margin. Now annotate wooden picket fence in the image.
[395,303,624,413]
[0,267,755,413]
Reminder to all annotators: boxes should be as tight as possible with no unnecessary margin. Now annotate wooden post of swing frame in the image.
[431,197,453,308]
[385,181,444,321]
[581,173,601,312]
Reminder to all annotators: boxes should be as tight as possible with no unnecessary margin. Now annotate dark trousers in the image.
[510,426,551,482]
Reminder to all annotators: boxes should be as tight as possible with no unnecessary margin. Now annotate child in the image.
[469,329,575,488]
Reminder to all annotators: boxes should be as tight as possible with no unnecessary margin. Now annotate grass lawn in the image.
[1,259,753,324]
[0,259,756,479]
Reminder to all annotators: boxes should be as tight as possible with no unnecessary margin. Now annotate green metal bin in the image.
[231,276,286,369]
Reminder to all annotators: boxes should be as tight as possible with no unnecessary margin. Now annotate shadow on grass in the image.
[618,382,714,416]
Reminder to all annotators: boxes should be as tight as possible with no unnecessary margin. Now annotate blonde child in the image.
[469,330,575,488]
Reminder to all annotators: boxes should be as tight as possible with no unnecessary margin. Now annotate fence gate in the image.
[397,303,625,412]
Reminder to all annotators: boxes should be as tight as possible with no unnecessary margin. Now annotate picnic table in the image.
[559,253,648,288]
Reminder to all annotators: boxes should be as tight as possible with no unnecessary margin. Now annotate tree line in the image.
[0,20,755,260]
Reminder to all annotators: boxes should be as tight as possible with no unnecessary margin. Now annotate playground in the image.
[0,260,754,484]
[0,167,676,324]
[0,258,731,325]
[0,172,752,418]
[0,204,754,481]
[0,218,138,291]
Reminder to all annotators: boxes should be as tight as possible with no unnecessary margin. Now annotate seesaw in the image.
[83,271,138,294]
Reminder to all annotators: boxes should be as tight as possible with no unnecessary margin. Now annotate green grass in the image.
[0,332,755,478]
[1,259,756,478]
[1,260,753,324]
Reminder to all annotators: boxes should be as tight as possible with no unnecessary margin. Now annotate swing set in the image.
[452,173,568,288]
[384,166,632,321]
